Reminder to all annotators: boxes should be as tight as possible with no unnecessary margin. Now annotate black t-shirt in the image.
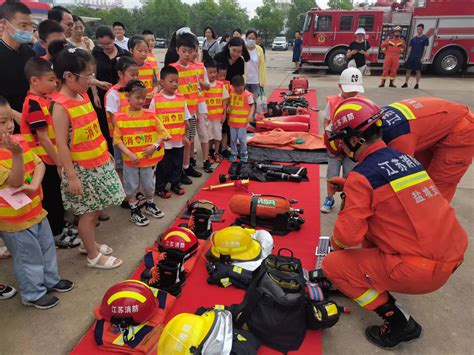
[214,51,246,82]
[348,40,370,68]
[0,41,35,114]
[91,44,130,92]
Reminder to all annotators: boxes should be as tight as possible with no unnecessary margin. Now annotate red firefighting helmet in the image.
[323,127,343,155]
[329,97,383,142]
[158,227,198,257]
[99,280,158,326]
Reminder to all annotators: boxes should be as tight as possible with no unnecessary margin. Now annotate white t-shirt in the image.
[246,48,260,85]
[149,94,191,149]
[209,81,230,100]
[105,88,120,114]
[114,37,129,51]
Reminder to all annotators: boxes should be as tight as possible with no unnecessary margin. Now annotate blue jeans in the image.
[1,218,60,302]
[230,127,248,158]
[245,84,260,120]
[113,145,123,170]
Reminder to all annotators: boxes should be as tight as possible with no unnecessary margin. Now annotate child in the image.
[170,32,206,181]
[217,62,231,157]
[0,96,73,309]
[105,56,139,170]
[203,58,229,163]
[150,66,190,198]
[128,35,159,107]
[37,19,65,61]
[51,48,124,269]
[114,80,169,226]
[142,30,159,74]
[228,75,254,162]
[20,57,80,248]
[320,67,364,213]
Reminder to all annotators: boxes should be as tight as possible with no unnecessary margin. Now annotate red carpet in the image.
[72,161,321,355]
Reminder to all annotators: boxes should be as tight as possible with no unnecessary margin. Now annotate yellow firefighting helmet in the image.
[157,311,215,354]
[209,226,262,262]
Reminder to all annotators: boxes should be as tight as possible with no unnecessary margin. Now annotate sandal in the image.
[87,253,122,269]
[156,189,171,199]
[0,246,11,259]
[171,184,185,195]
[79,243,113,255]
[98,212,110,222]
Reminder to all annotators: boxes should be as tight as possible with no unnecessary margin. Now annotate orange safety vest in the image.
[114,109,164,167]
[170,62,201,115]
[205,81,225,121]
[229,89,253,128]
[53,93,110,168]
[146,54,159,73]
[0,136,43,224]
[105,85,129,137]
[153,93,186,142]
[93,289,176,354]
[138,61,156,102]
[20,93,57,165]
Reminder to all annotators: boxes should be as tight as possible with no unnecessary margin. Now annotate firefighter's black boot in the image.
[389,80,397,88]
[188,207,213,239]
[146,259,184,296]
[365,295,422,349]
[378,80,386,88]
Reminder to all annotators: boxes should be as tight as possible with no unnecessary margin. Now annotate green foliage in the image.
[250,0,284,43]
[286,0,316,38]
[327,0,353,10]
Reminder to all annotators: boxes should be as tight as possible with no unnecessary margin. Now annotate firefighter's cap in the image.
[339,67,364,94]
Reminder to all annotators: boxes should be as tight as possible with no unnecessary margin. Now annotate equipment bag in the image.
[231,248,307,353]
[289,76,309,91]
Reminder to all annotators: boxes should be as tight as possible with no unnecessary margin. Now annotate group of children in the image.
[1,28,255,308]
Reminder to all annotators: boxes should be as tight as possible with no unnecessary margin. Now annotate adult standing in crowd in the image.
[214,37,250,82]
[347,28,370,75]
[256,33,265,55]
[219,33,229,51]
[402,24,429,89]
[113,21,128,51]
[0,1,35,130]
[201,26,220,61]
[232,28,242,38]
[91,25,130,152]
[244,30,266,105]
[292,31,302,74]
[68,15,94,52]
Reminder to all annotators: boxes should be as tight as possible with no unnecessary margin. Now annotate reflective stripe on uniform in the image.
[390,171,430,192]
[354,288,380,307]
[389,102,416,120]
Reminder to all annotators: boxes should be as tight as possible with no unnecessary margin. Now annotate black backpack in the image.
[231,248,307,353]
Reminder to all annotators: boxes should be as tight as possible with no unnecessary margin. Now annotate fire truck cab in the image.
[301,0,474,74]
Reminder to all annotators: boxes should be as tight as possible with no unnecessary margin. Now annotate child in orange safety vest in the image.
[114,80,170,227]
[228,75,255,163]
[128,35,159,107]
[20,57,81,249]
[142,30,159,74]
[217,62,231,157]
[204,58,230,163]
[379,26,405,88]
[105,56,139,171]
[150,66,190,198]
[51,48,125,270]
[1,96,74,309]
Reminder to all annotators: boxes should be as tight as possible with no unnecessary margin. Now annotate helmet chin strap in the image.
[344,136,366,162]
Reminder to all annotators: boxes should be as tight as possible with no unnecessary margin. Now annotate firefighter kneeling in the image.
[322,98,468,349]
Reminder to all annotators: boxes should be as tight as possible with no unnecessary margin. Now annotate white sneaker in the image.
[144,202,165,219]
[320,197,335,213]
[130,207,150,226]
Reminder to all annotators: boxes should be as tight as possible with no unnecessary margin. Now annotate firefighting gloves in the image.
[207,262,253,289]
[305,300,346,330]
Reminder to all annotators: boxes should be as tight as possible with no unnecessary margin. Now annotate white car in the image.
[197,36,205,48]
[272,37,288,51]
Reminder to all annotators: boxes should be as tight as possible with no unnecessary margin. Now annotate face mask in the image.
[10,26,33,44]
[246,39,256,48]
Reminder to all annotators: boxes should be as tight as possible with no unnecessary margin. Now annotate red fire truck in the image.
[300,0,474,74]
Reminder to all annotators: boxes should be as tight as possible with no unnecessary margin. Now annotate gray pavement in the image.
[0,49,472,354]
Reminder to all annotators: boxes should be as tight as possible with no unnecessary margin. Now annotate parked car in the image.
[155,38,167,48]
[272,37,288,51]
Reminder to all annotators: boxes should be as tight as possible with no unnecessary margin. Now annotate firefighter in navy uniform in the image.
[322,98,467,349]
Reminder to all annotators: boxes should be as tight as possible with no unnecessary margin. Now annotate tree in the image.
[251,0,284,43]
[286,0,316,38]
[215,0,249,36]
[327,0,353,10]
[143,0,191,38]
[189,0,220,36]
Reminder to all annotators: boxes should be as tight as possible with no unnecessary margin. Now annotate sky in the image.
[123,0,330,17]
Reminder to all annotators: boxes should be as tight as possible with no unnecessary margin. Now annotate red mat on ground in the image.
[72,161,321,355]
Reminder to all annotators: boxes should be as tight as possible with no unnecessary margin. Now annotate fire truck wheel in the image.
[433,48,464,75]
[327,48,348,73]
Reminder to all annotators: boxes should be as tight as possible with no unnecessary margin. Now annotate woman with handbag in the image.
[347,28,371,75]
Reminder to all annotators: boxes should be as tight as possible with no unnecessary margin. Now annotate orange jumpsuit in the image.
[382,97,474,201]
[322,141,467,311]
[381,37,405,80]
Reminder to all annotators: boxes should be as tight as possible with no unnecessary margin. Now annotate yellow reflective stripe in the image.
[331,235,349,249]
[207,88,223,94]
[22,134,35,143]
[354,289,380,307]
[155,101,185,109]
[70,141,107,161]
[0,195,41,216]
[112,323,148,346]
[390,171,430,192]
[389,102,416,120]
[232,109,250,115]
[69,102,94,119]
[163,230,192,242]
[208,108,224,114]
[334,103,363,117]
[229,117,248,123]
[107,291,147,305]
[117,119,156,128]
[214,305,225,310]
[139,69,154,76]
[41,106,50,116]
